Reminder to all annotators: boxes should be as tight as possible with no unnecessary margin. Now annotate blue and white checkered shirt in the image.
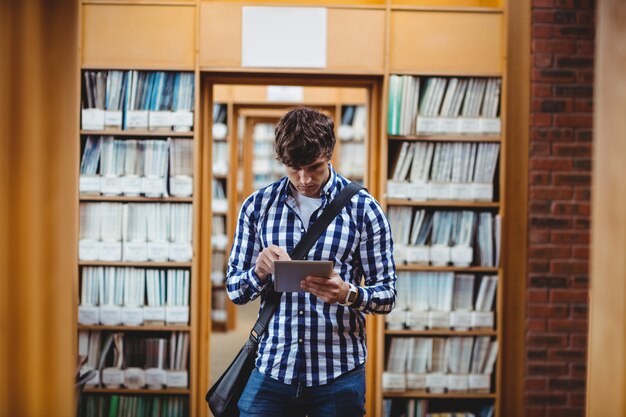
[226,165,397,386]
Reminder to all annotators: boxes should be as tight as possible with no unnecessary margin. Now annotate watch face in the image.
[347,289,357,303]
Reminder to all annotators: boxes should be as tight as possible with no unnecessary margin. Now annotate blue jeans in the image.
[237,365,366,417]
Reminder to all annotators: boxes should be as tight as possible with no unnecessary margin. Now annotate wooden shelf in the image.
[79,261,192,268]
[78,324,190,332]
[80,129,194,137]
[385,329,497,336]
[80,195,193,203]
[390,5,504,13]
[84,387,189,395]
[395,265,499,273]
[388,134,501,142]
[383,391,496,399]
[386,199,499,208]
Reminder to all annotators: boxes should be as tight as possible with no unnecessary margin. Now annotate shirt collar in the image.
[281,163,339,205]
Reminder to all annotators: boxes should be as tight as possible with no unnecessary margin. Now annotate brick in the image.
[528,319,548,331]
[575,128,592,141]
[576,40,594,55]
[528,304,569,318]
[530,260,551,273]
[528,349,549,360]
[533,9,556,23]
[525,408,547,417]
[547,409,584,417]
[534,69,577,83]
[533,26,554,39]
[531,200,552,213]
[530,187,574,200]
[570,393,586,407]
[530,230,551,243]
[571,275,589,288]
[549,349,587,361]
[553,11,577,23]
[551,231,589,245]
[553,143,592,157]
[548,378,586,391]
[533,83,553,97]
[556,57,594,68]
[529,276,569,288]
[530,216,572,229]
[550,289,588,303]
[528,333,567,346]
[574,188,591,200]
[531,142,552,155]
[528,363,569,377]
[573,304,589,319]
[552,202,590,216]
[574,218,590,229]
[533,113,553,127]
[571,363,587,376]
[554,0,595,9]
[526,377,547,391]
[554,114,593,128]
[554,85,592,98]
[572,158,591,169]
[539,100,572,113]
[529,246,571,259]
[529,289,549,302]
[532,40,576,55]
[574,99,593,113]
[548,319,588,333]
[576,70,594,83]
[577,11,594,25]
[527,393,568,407]
[559,26,594,38]
[551,261,589,274]
[531,173,553,187]
[530,157,573,171]
[532,128,574,142]
[553,173,591,186]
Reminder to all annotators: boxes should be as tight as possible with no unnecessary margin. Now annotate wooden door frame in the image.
[199,72,383,417]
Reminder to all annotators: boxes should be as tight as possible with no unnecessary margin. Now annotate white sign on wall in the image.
[242,7,327,68]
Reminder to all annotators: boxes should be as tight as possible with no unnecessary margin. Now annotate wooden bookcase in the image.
[376,4,507,416]
[75,2,522,416]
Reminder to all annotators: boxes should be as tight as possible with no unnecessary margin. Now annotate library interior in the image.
[2,1,626,416]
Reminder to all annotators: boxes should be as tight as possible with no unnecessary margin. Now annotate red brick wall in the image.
[527,1,595,416]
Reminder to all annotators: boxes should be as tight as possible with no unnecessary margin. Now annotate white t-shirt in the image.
[292,189,323,229]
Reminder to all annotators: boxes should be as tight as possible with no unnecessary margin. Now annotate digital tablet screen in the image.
[273,260,334,292]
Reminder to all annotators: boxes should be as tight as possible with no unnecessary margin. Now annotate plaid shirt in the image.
[226,165,397,386]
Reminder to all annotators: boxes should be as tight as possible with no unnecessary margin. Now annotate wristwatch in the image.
[340,282,359,307]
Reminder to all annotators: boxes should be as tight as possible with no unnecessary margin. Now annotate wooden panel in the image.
[327,9,385,73]
[2,1,78,416]
[389,11,503,75]
[82,4,195,69]
[338,87,367,104]
[391,0,502,8]
[200,2,242,68]
[202,0,386,5]
[200,4,384,74]
[587,0,626,414]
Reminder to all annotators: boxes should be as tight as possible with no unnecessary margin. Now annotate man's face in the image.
[285,156,330,198]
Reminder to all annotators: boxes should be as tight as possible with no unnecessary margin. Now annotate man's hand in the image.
[254,245,291,281]
[300,271,349,304]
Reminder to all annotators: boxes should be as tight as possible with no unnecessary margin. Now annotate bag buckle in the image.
[250,329,259,342]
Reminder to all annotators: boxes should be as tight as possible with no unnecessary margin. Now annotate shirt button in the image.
[300,228,305,233]
[299,311,303,315]
[298,339,303,343]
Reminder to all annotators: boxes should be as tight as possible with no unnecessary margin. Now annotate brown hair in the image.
[274,107,335,168]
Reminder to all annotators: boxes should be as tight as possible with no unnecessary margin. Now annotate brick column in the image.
[526,1,595,416]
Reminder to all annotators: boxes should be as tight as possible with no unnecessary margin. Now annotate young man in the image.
[226,107,397,417]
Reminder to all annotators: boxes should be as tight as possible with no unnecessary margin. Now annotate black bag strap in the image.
[248,182,363,343]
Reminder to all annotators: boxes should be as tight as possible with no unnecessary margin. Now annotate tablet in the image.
[273,260,334,292]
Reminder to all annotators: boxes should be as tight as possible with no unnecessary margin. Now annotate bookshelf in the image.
[73,3,526,416]
[76,66,198,417]
[378,5,506,417]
